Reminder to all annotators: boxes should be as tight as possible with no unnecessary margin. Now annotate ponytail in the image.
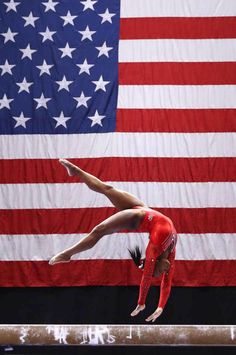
[128,246,145,269]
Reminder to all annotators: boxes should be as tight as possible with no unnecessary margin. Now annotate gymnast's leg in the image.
[59,159,146,210]
[49,159,147,265]
[49,208,142,265]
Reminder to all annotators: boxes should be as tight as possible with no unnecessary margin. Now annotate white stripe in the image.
[119,39,236,63]
[118,85,236,109]
[0,182,235,209]
[176,234,236,260]
[121,0,236,18]
[0,133,235,159]
[0,233,235,261]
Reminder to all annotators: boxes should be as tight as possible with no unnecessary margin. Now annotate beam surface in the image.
[0,325,235,346]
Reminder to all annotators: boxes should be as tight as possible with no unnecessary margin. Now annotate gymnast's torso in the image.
[133,206,177,255]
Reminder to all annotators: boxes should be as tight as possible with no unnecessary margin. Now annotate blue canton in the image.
[0,0,120,134]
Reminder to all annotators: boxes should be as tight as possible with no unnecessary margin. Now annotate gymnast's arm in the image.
[138,241,161,306]
[145,248,176,322]
[158,248,176,309]
[130,240,161,317]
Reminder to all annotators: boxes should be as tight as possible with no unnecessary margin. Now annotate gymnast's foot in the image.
[59,159,77,176]
[49,252,71,265]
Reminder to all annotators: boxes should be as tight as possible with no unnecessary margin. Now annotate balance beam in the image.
[0,325,235,346]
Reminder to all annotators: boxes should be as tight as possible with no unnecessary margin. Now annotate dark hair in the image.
[128,246,145,269]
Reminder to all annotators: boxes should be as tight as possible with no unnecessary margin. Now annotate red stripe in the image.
[120,17,236,39]
[119,62,236,85]
[116,109,236,132]
[0,157,235,183]
[1,208,235,234]
[0,260,235,287]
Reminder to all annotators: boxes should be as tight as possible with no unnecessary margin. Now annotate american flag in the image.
[0,0,235,287]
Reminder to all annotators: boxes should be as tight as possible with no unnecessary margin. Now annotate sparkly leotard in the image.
[133,206,177,309]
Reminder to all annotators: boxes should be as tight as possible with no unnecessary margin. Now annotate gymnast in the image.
[49,159,178,322]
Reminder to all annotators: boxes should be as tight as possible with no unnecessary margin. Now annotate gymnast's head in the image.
[128,246,170,277]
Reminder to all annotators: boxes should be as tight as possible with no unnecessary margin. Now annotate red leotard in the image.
[134,207,177,309]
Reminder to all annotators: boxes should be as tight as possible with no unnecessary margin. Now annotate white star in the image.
[53,112,71,128]
[4,0,20,13]
[80,0,97,11]
[20,44,37,60]
[36,60,54,76]
[78,25,96,41]
[92,75,110,92]
[60,11,78,26]
[22,12,39,27]
[39,27,56,42]
[34,93,51,109]
[13,112,31,128]
[59,43,76,58]
[98,8,116,24]
[56,75,73,92]
[96,42,113,58]
[16,78,33,93]
[73,92,91,108]
[0,94,14,110]
[88,110,105,127]
[0,60,15,76]
[42,0,59,12]
[77,59,94,75]
[1,28,18,43]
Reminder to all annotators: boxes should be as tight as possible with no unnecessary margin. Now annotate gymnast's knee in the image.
[92,182,113,194]
[102,184,116,196]
[91,223,107,240]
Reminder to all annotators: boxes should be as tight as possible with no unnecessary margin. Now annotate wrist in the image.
[137,304,146,310]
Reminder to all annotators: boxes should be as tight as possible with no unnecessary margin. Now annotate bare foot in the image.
[49,252,71,265]
[59,159,77,176]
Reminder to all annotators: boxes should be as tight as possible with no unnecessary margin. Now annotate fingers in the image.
[130,305,163,321]
[145,313,157,322]
[130,309,140,317]
[145,308,163,322]
[130,305,145,317]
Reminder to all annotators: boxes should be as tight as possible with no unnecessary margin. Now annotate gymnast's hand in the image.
[130,304,145,317]
[145,307,163,322]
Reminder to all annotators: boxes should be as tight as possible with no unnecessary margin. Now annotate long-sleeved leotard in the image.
[157,248,175,309]
[134,207,177,309]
